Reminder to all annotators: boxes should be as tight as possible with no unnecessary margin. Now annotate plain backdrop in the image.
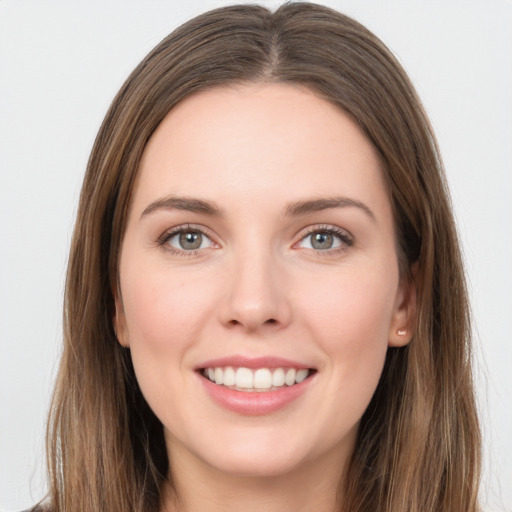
[1,1,511,511]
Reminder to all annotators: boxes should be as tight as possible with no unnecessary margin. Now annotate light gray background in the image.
[1,1,511,510]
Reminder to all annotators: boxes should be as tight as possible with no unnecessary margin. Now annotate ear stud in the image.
[397,328,407,336]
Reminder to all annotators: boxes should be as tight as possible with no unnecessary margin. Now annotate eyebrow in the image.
[140,195,375,222]
[284,197,376,222]
[140,196,224,219]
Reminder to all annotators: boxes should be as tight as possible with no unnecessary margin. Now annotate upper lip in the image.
[196,355,313,370]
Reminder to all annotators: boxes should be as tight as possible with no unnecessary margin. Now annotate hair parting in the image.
[41,4,480,511]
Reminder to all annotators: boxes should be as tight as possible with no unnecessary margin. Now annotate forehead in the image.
[131,83,390,218]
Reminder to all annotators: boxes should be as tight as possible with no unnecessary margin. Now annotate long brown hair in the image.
[44,3,480,511]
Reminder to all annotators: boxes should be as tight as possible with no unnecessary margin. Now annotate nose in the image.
[218,249,292,332]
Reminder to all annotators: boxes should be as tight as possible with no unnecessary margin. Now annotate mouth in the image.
[196,356,317,414]
[199,366,316,392]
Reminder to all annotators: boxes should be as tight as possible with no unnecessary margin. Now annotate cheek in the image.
[118,261,221,405]
[303,262,396,329]
[299,264,397,392]
[118,262,223,422]
[121,264,215,350]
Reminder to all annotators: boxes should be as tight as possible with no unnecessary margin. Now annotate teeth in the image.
[236,367,253,389]
[285,368,296,386]
[203,366,311,391]
[272,368,285,387]
[223,366,236,386]
[253,369,272,389]
[296,369,308,383]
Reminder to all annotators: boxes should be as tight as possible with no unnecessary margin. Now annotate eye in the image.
[300,231,341,250]
[159,226,215,253]
[296,227,353,252]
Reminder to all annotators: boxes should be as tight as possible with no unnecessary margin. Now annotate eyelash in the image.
[295,225,354,254]
[156,224,216,257]
[156,224,354,256]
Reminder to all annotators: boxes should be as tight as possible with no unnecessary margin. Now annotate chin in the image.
[208,450,306,479]
[189,426,334,479]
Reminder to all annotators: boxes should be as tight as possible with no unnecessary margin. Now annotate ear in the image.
[113,289,130,348]
[388,263,418,347]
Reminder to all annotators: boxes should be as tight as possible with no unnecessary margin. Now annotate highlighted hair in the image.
[45,4,480,511]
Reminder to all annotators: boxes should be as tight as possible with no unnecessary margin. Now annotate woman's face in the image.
[115,83,414,479]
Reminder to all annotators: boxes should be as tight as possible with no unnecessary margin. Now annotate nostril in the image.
[226,317,278,328]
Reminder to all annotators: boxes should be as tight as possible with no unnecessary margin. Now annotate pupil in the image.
[179,231,202,250]
[312,232,333,250]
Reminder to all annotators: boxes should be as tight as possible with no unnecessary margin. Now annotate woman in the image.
[37,3,480,511]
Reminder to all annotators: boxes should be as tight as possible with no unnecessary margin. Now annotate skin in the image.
[115,83,415,512]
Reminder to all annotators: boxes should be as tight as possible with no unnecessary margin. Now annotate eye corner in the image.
[156,224,219,256]
[294,224,354,254]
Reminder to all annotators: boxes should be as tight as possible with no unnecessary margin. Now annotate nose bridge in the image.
[220,238,290,331]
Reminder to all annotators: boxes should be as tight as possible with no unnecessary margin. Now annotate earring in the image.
[397,328,407,336]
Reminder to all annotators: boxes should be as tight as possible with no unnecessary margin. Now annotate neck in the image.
[160,440,350,512]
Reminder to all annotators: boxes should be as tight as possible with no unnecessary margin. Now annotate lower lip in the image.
[198,373,314,415]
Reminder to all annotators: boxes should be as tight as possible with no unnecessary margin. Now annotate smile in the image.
[202,366,312,392]
[197,358,317,415]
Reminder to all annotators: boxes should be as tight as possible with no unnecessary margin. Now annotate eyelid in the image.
[156,224,219,254]
[155,223,353,256]
[293,224,354,251]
